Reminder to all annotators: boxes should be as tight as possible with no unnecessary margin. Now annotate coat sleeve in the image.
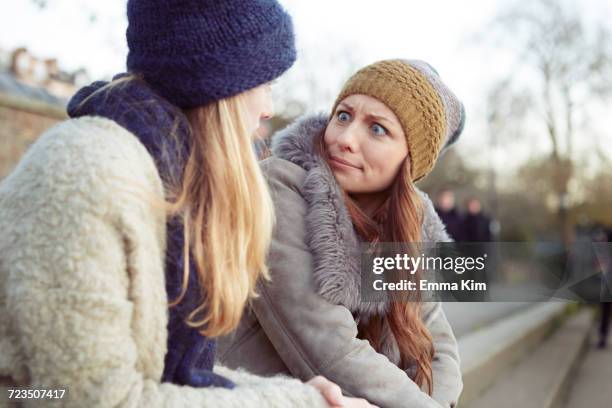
[251,158,448,408]
[0,119,328,408]
[421,302,463,408]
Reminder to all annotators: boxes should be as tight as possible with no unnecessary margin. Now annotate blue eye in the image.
[337,111,351,122]
[371,123,387,136]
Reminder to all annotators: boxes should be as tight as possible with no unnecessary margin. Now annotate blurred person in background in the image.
[434,188,464,241]
[593,227,612,349]
[462,198,493,242]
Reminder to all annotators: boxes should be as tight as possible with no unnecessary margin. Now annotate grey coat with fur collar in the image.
[217,114,463,408]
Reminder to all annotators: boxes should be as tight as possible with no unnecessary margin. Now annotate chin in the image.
[335,179,359,194]
[332,173,348,189]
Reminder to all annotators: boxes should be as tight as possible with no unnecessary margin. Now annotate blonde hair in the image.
[80,76,275,338]
[169,93,275,337]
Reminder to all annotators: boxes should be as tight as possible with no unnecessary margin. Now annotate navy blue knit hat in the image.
[126,0,296,109]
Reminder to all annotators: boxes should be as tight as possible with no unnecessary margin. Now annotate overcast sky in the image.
[1,0,611,174]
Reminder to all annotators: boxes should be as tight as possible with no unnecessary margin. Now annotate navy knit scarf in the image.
[67,75,235,389]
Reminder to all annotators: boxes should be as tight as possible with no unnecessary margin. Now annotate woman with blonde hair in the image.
[218,59,465,407]
[0,1,374,407]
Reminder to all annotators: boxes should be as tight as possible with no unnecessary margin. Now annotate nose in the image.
[336,125,359,153]
[260,85,275,121]
[261,104,274,121]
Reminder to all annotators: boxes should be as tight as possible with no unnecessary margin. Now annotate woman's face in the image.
[324,94,409,196]
[243,83,274,138]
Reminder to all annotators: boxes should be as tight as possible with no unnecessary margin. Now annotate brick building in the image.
[0,48,85,180]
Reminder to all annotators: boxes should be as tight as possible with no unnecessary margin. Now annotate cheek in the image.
[323,126,335,147]
[367,145,398,172]
[244,88,270,125]
[242,97,258,128]
[252,93,266,115]
[365,146,407,185]
[259,89,273,114]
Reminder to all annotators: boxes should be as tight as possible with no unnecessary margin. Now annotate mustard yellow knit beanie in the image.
[330,59,465,181]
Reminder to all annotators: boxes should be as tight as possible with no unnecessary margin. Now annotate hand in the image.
[306,376,379,408]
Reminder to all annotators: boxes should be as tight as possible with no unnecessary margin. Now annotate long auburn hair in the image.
[316,130,435,394]
[82,76,274,338]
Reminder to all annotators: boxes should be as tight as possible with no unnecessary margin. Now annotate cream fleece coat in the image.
[0,117,328,408]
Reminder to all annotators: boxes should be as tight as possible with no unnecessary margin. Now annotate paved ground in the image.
[563,327,612,408]
[443,302,534,338]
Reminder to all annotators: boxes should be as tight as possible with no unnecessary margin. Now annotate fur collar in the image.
[271,114,451,319]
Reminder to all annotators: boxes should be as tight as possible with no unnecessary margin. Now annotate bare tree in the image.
[30,0,97,22]
[417,149,484,198]
[486,0,612,244]
[272,45,365,124]
[31,0,48,8]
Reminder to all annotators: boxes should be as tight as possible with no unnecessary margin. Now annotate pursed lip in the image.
[329,155,361,170]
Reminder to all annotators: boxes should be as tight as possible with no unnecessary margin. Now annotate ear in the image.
[401,152,413,180]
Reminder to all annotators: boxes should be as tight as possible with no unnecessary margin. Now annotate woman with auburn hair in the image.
[218,59,465,408]
[0,1,375,407]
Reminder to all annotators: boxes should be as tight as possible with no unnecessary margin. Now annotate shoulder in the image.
[0,116,166,249]
[1,116,163,203]
[417,188,452,243]
[39,116,160,184]
[260,156,307,193]
[259,157,312,232]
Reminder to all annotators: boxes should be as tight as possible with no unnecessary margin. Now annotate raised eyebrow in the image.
[337,102,354,112]
[366,113,393,125]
